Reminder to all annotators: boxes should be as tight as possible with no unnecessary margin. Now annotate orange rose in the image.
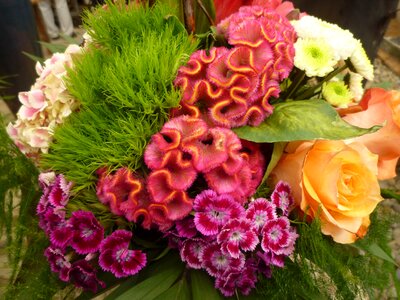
[271,140,383,243]
[343,88,400,180]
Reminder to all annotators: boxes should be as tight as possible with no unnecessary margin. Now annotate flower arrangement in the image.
[1,0,400,299]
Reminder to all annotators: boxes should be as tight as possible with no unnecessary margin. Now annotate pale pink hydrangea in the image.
[7,44,82,159]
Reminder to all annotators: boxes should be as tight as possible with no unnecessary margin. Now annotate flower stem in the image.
[296,64,348,100]
[284,69,306,100]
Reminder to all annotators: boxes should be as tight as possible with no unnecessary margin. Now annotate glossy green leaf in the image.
[154,277,191,300]
[113,265,184,300]
[234,100,382,143]
[365,243,398,266]
[260,142,286,186]
[190,269,223,300]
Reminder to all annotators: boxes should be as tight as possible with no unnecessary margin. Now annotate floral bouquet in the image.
[1,0,400,299]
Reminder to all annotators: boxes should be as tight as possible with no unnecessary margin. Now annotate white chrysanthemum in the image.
[322,81,352,108]
[291,15,325,39]
[349,71,364,102]
[350,39,374,81]
[292,15,357,61]
[294,38,336,77]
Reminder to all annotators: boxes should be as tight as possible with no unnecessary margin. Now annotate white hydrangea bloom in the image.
[7,44,83,158]
[294,38,336,77]
[350,40,374,81]
[349,71,364,102]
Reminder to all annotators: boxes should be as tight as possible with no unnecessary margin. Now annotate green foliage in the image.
[41,2,198,191]
[0,115,65,299]
[234,100,382,143]
[258,206,398,299]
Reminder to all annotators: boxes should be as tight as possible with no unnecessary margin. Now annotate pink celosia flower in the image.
[215,261,258,296]
[193,190,245,236]
[214,0,297,24]
[261,216,298,256]
[246,198,277,232]
[68,260,105,293]
[44,246,71,282]
[69,210,104,254]
[180,238,207,269]
[270,180,294,215]
[200,242,245,277]
[217,218,259,258]
[99,230,147,278]
[218,6,296,81]
[96,168,153,229]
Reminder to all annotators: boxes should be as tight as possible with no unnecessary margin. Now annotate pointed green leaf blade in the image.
[154,277,191,300]
[234,100,382,143]
[190,269,223,300]
[366,243,398,266]
[114,263,184,300]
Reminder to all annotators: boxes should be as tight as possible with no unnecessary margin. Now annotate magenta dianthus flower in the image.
[217,218,259,258]
[215,261,258,297]
[99,230,147,278]
[193,190,245,236]
[246,198,277,232]
[200,242,245,277]
[69,210,104,254]
[261,216,298,256]
[180,238,206,269]
[270,180,294,215]
[68,260,105,293]
[44,246,71,282]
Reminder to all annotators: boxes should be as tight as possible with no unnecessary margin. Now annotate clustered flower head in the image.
[166,181,298,297]
[174,6,296,128]
[291,15,374,106]
[7,44,82,159]
[38,172,146,292]
[96,116,265,231]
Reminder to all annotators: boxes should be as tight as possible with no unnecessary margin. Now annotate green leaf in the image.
[260,142,286,186]
[154,277,191,300]
[362,243,398,266]
[113,263,184,300]
[381,188,400,201]
[190,269,223,300]
[234,100,382,143]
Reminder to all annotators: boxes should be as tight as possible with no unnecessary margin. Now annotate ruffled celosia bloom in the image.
[322,81,352,108]
[213,0,297,24]
[144,116,264,228]
[68,260,105,293]
[246,198,277,232]
[175,6,296,128]
[69,210,104,254]
[99,230,147,278]
[7,44,82,158]
[200,242,245,277]
[96,168,152,229]
[270,181,294,215]
[261,217,298,256]
[343,88,400,179]
[217,218,259,258]
[193,190,245,236]
[294,38,336,77]
[271,140,383,243]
